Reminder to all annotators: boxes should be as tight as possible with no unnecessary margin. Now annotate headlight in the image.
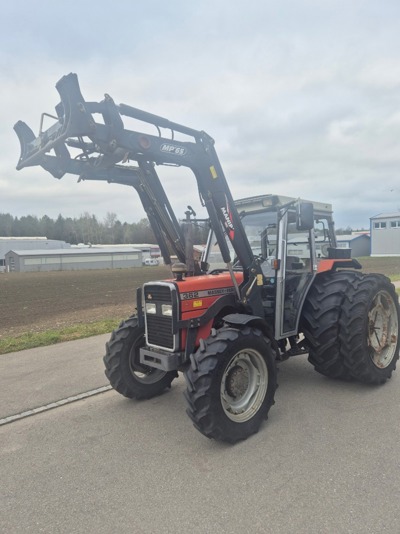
[145,302,157,314]
[161,304,173,317]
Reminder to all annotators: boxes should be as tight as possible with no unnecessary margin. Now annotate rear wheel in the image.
[104,316,177,399]
[339,274,400,384]
[184,326,277,444]
[300,271,361,379]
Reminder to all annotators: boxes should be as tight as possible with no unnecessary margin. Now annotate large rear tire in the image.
[339,274,400,384]
[184,326,277,444]
[301,271,362,379]
[104,316,177,399]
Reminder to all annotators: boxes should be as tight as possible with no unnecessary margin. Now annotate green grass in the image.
[0,319,120,355]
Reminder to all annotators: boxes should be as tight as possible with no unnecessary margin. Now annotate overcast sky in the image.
[1,0,400,229]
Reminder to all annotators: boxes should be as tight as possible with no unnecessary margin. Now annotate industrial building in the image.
[335,234,371,257]
[370,212,400,256]
[5,247,142,273]
[94,243,161,262]
[0,237,70,272]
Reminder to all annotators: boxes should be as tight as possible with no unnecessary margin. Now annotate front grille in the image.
[144,283,176,351]
[144,285,171,302]
[146,315,174,349]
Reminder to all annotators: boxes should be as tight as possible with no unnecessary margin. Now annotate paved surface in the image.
[1,337,400,533]
[0,335,110,418]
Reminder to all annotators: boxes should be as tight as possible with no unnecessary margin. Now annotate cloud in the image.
[1,0,400,230]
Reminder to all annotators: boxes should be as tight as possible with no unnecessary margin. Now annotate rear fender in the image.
[317,258,362,273]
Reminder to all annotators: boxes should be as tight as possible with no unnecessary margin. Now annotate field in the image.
[0,257,399,353]
[0,266,170,339]
[353,256,400,277]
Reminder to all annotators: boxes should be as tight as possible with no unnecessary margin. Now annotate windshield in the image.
[204,210,278,271]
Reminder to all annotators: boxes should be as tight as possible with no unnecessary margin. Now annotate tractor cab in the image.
[202,194,338,339]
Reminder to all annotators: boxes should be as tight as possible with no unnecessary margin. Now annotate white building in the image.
[79,243,161,262]
[370,212,400,256]
[335,234,371,257]
[0,237,70,272]
[5,247,142,273]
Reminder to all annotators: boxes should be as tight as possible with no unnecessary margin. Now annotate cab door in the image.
[275,207,316,339]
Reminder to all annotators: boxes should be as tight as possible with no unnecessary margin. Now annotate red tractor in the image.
[15,74,400,443]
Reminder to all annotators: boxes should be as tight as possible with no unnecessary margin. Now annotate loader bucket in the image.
[14,73,95,171]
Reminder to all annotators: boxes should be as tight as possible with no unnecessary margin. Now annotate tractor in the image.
[15,73,400,443]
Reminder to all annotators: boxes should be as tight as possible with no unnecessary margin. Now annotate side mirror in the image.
[296,202,314,231]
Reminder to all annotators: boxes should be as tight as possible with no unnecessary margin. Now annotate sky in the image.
[1,0,400,230]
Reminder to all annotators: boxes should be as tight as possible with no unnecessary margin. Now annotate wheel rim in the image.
[128,338,167,384]
[368,290,399,369]
[220,348,268,423]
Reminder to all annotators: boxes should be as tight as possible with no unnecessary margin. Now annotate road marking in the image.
[0,385,112,427]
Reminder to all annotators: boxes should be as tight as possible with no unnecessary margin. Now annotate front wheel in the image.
[104,316,177,399]
[184,326,277,444]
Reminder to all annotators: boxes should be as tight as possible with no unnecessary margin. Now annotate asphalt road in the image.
[1,336,400,534]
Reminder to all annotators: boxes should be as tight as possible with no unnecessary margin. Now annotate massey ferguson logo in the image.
[221,199,235,240]
[221,207,234,231]
[181,287,235,300]
[160,143,187,156]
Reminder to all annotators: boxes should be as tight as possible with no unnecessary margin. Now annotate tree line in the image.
[1,211,358,245]
[0,212,156,244]
[0,212,209,245]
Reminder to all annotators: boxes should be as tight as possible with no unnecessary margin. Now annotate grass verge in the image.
[0,319,120,355]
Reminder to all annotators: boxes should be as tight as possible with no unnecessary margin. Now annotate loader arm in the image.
[14,149,187,266]
[14,73,264,315]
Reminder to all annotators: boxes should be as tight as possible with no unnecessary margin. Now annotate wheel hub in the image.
[220,348,268,423]
[226,365,250,398]
[367,290,398,368]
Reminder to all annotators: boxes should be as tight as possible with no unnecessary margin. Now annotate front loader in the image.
[15,73,400,443]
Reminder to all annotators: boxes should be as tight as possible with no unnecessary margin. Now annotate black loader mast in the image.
[14,73,264,315]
